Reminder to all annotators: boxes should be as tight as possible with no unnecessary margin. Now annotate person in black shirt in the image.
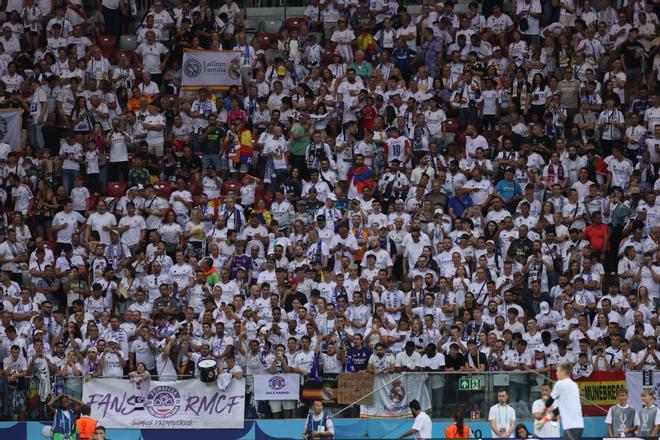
[507,224,534,265]
[464,339,488,371]
[444,343,465,371]
[177,146,203,182]
[619,28,646,105]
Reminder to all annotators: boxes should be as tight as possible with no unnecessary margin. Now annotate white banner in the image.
[0,109,22,151]
[182,50,242,91]
[83,378,245,429]
[360,374,431,418]
[254,373,300,401]
[626,371,660,410]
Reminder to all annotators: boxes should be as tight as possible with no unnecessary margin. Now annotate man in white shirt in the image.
[135,30,169,81]
[398,400,432,439]
[143,102,166,157]
[52,199,86,250]
[488,389,516,438]
[538,362,584,440]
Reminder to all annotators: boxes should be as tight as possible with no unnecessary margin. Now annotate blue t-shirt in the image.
[495,179,522,202]
[448,195,474,217]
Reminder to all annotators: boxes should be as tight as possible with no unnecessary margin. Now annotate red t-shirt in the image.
[584,223,609,252]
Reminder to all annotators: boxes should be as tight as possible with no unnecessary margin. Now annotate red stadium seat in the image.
[222,180,242,195]
[158,181,173,199]
[263,191,273,208]
[132,66,143,85]
[255,183,266,197]
[255,33,277,50]
[97,35,117,59]
[189,181,201,196]
[113,50,139,67]
[106,181,127,198]
[46,240,58,253]
[445,118,460,134]
[456,133,466,149]
[321,50,336,67]
[286,18,305,32]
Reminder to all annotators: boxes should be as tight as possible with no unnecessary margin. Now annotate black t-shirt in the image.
[620,40,645,69]
[445,353,465,371]
[178,154,202,172]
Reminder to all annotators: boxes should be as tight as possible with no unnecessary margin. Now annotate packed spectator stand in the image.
[0,0,658,428]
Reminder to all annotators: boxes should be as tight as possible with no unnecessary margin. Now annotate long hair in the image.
[454,410,465,436]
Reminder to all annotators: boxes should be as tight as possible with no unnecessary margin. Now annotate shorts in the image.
[268,399,295,413]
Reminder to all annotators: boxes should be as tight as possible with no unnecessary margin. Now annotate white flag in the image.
[0,109,22,151]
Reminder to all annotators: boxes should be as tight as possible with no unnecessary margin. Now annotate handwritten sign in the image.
[336,372,374,405]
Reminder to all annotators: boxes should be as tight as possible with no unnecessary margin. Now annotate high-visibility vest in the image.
[76,416,97,440]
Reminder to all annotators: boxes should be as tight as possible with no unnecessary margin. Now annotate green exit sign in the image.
[458,377,482,391]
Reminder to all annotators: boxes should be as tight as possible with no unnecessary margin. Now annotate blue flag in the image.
[311,352,321,384]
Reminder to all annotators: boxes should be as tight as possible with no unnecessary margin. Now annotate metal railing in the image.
[5,371,609,422]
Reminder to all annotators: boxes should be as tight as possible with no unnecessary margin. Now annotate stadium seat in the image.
[46,240,58,253]
[244,19,259,34]
[321,50,336,67]
[263,191,273,208]
[119,35,138,51]
[255,33,276,50]
[286,17,305,32]
[97,35,118,59]
[158,181,173,199]
[222,180,242,195]
[132,66,143,84]
[189,181,201,196]
[444,118,460,134]
[107,181,127,198]
[113,50,139,66]
[263,19,282,34]
[255,183,266,197]
[456,133,466,149]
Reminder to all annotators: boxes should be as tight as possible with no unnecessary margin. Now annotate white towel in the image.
[216,373,232,391]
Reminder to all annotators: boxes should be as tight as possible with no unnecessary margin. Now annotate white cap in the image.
[540,301,550,314]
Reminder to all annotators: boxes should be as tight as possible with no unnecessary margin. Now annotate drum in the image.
[198,359,218,383]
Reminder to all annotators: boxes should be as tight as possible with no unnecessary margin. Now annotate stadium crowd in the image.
[0,0,658,430]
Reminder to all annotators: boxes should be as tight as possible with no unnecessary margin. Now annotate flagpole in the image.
[327,372,408,419]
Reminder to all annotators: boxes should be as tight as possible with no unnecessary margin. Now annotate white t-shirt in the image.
[488,404,516,437]
[144,113,166,145]
[53,210,85,243]
[550,377,584,429]
[87,211,117,245]
[411,411,433,439]
[264,137,288,170]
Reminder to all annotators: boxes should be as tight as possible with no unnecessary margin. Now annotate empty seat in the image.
[286,17,305,32]
[255,33,276,50]
[107,181,127,198]
[157,181,173,199]
[189,181,201,196]
[119,35,138,51]
[244,19,259,34]
[97,35,117,59]
[444,118,460,134]
[222,180,242,195]
[263,19,282,34]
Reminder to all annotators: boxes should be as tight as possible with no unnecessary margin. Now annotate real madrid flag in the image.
[0,109,21,151]
[181,49,243,92]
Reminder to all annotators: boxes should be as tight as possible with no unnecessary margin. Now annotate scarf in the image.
[546,163,565,183]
